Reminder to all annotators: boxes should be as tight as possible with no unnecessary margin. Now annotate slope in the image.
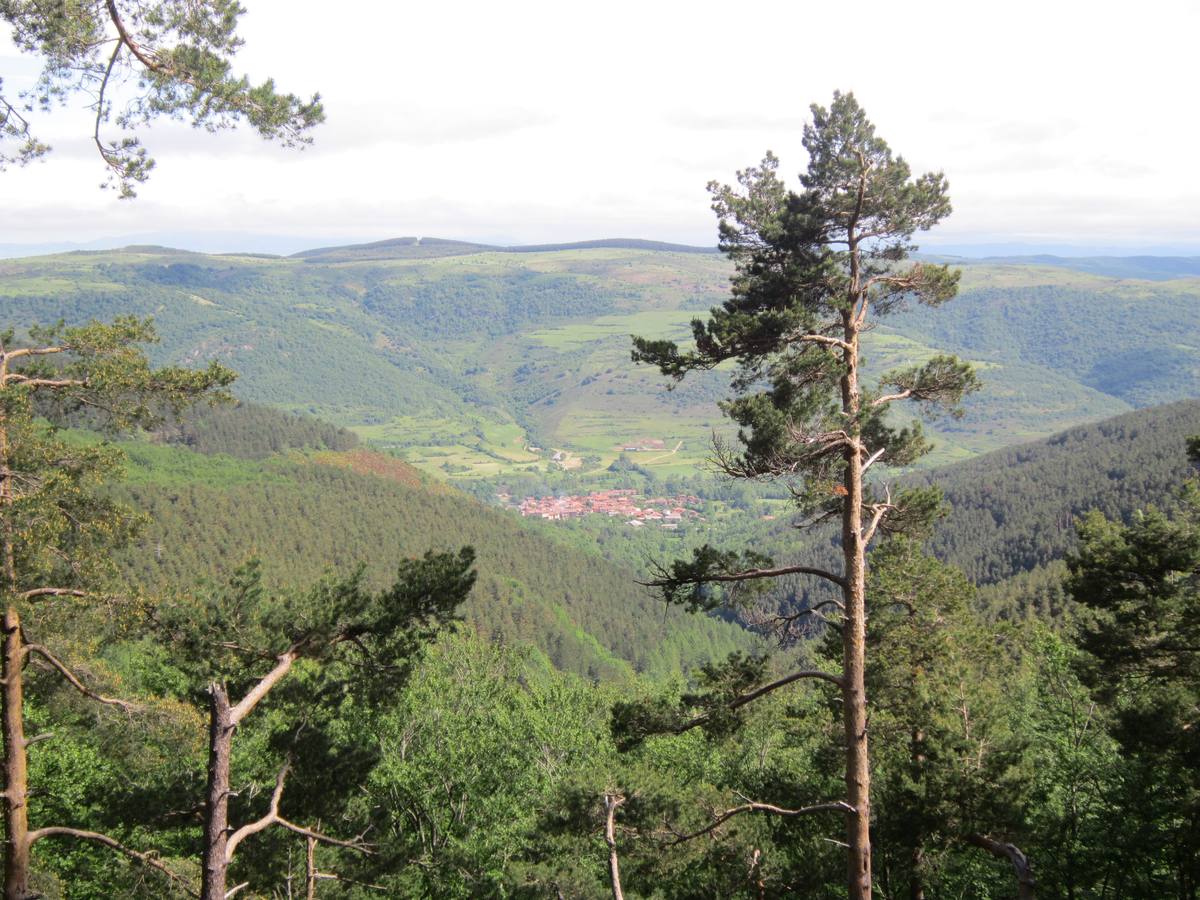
[108,406,754,680]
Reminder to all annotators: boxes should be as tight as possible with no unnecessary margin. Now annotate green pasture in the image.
[527,309,698,351]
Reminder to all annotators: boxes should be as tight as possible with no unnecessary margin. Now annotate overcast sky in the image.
[2,0,1197,254]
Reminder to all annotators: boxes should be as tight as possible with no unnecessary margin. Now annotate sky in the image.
[2,0,1198,256]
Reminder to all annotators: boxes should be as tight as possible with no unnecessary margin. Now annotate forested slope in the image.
[915,399,1200,580]
[645,401,1200,624]
[109,418,752,680]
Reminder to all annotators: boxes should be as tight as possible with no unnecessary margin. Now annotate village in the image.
[504,488,704,529]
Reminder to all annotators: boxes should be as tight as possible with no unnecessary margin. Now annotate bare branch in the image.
[666,799,854,845]
[24,732,54,748]
[871,390,912,408]
[859,482,895,547]
[795,333,853,352]
[25,643,137,712]
[1,375,88,389]
[673,667,845,737]
[604,793,626,900]
[229,648,299,726]
[27,826,196,896]
[18,588,90,600]
[641,563,845,592]
[0,347,68,362]
[967,833,1036,900]
[225,760,371,865]
[859,447,886,475]
[744,598,846,644]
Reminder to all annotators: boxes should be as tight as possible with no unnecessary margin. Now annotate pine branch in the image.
[665,799,854,845]
[27,826,196,896]
[25,643,137,712]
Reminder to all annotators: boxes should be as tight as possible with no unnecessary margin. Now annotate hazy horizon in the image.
[3,0,1197,255]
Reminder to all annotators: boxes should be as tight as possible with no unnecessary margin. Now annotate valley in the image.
[5,241,1196,483]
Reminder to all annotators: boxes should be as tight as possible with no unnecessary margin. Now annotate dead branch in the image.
[603,793,626,900]
[27,826,196,896]
[674,667,845,737]
[229,647,300,726]
[967,833,1035,900]
[640,562,845,592]
[225,761,371,865]
[25,643,137,712]
[18,588,90,600]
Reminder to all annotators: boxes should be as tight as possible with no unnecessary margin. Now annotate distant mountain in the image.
[504,238,717,255]
[292,236,499,262]
[291,235,718,262]
[968,255,1200,281]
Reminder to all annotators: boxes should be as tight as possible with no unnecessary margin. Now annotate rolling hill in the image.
[3,240,1197,480]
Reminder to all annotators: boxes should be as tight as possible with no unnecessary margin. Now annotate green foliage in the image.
[919,400,1200,594]
[1063,468,1200,895]
[346,634,614,896]
[890,277,1200,409]
[1,316,234,597]
[155,549,476,699]
[157,399,359,458]
[1,0,322,194]
[860,539,1038,897]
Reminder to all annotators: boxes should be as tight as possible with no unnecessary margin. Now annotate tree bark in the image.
[200,683,234,900]
[603,794,625,900]
[305,834,317,900]
[2,608,29,900]
[909,727,926,900]
[841,307,872,899]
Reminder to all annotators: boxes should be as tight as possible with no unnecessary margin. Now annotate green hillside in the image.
[101,408,755,681]
[3,242,1197,479]
[543,401,1200,626]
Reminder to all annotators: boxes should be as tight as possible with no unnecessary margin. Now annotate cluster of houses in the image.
[508,489,703,529]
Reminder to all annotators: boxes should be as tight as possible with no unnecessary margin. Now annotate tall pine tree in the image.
[632,92,977,899]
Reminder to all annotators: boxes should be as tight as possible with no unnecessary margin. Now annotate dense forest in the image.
[8,387,1200,898]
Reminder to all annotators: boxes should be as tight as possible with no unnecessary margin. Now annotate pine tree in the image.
[1067,450,1200,897]
[0,317,233,899]
[632,91,977,899]
[1,0,322,195]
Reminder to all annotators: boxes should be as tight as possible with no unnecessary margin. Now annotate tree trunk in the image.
[305,834,317,900]
[841,312,872,899]
[968,834,1034,900]
[909,728,926,900]
[0,394,15,592]
[201,683,234,900]
[2,608,30,900]
[603,794,625,900]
